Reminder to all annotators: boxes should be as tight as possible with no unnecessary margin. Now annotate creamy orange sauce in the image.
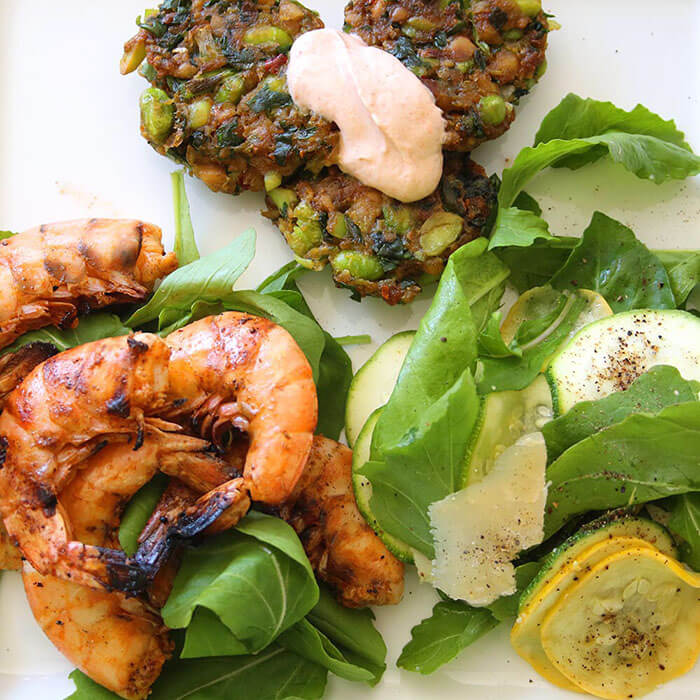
[287,29,445,203]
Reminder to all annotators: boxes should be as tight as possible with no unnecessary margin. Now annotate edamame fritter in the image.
[263,154,497,304]
[344,0,550,150]
[121,0,338,194]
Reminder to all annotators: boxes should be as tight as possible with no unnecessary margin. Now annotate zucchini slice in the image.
[541,547,700,699]
[547,309,700,415]
[344,330,415,447]
[351,408,413,562]
[512,516,677,691]
[463,375,552,487]
[501,287,612,346]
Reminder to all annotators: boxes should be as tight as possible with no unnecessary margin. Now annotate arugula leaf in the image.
[256,261,307,294]
[549,212,675,311]
[545,401,700,537]
[306,585,387,684]
[118,474,169,556]
[372,239,508,450]
[487,206,554,250]
[495,237,579,292]
[278,620,375,684]
[477,312,521,358]
[0,312,131,358]
[361,370,480,557]
[535,94,693,164]
[655,250,700,307]
[542,366,699,461]
[126,229,256,329]
[164,512,318,656]
[486,561,541,621]
[172,171,201,265]
[397,600,498,674]
[664,493,700,570]
[66,670,120,699]
[68,647,328,700]
[334,334,372,346]
[498,129,700,211]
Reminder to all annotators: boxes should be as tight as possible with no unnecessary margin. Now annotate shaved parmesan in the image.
[429,433,548,606]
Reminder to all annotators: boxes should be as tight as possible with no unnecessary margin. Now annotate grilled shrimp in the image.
[163,312,318,505]
[283,436,404,608]
[23,442,177,700]
[0,218,177,350]
[0,312,316,591]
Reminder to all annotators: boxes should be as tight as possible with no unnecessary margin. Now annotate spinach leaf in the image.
[664,493,700,570]
[171,170,201,265]
[544,401,700,537]
[361,370,480,557]
[543,366,699,461]
[118,474,169,556]
[549,212,675,311]
[163,512,318,656]
[397,600,498,674]
[372,238,508,450]
[306,585,387,684]
[0,312,131,358]
[126,229,256,329]
[67,648,327,700]
[655,250,700,307]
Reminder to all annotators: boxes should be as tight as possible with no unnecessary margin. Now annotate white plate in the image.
[0,1,698,698]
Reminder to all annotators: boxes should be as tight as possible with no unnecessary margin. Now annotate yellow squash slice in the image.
[541,547,700,699]
[511,536,674,691]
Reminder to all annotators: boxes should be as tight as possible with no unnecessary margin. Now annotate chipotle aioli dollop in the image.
[287,29,445,203]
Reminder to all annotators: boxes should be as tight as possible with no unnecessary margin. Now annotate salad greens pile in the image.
[354,94,700,674]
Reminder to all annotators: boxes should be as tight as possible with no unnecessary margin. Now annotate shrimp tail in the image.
[134,477,250,576]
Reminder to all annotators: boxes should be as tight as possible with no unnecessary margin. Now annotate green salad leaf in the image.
[67,647,328,700]
[172,170,201,266]
[655,250,700,307]
[549,212,675,311]
[487,206,555,250]
[0,312,131,359]
[118,473,169,556]
[545,401,700,537]
[664,493,700,570]
[397,600,498,675]
[534,94,693,162]
[477,312,521,358]
[306,586,387,684]
[164,512,318,657]
[126,229,257,329]
[490,94,700,247]
[543,366,699,461]
[358,241,508,556]
[478,288,591,393]
[372,239,508,450]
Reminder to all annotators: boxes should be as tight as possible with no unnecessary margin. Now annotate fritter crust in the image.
[264,154,497,304]
[344,0,549,150]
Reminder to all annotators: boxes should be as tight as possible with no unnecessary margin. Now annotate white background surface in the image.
[0,0,699,698]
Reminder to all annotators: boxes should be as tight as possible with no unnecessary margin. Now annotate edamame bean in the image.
[419,212,463,256]
[331,251,384,281]
[243,26,293,49]
[515,0,542,17]
[187,98,212,129]
[139,88,174,143]
[215,74,245,104]
[264,172,283,192]
[478,94,507,126]
[268,187,298,215]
